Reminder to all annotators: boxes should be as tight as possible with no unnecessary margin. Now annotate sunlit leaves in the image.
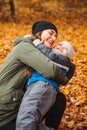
[0,1,87,129]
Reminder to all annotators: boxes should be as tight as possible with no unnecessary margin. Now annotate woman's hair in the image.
[35,32,42,40]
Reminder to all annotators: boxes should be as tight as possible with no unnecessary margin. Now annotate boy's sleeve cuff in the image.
[36,43,41,48]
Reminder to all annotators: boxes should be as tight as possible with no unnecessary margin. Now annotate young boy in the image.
[16,38,74,130]
[26,40,74,91]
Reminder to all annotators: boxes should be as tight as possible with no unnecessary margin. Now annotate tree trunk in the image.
[9,0,15,16]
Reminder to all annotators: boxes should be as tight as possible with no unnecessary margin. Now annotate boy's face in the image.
[40,29,57,48]
[54,44,69,57]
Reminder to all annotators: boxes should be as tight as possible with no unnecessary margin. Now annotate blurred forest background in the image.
[0,0,87,129]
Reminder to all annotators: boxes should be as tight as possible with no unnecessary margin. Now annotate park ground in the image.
[0,1,87,129]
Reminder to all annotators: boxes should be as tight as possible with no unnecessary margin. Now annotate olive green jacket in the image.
[0,36,69,127]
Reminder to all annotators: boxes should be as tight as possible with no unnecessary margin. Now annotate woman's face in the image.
[40,29,57,48]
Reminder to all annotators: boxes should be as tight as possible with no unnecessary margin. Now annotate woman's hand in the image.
[33,39,43,46]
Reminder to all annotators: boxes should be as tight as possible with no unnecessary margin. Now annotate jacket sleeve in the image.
[66,63,75,79]
[36,44,71,69]
[37,44,76,79]
[17,42,69,85]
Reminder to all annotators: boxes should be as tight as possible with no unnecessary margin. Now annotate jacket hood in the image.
[13,35,36,46]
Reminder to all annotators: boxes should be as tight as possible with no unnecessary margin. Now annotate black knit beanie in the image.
[32,20,58,35]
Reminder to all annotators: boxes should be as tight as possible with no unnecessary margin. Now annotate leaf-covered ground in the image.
[0,1,87,130]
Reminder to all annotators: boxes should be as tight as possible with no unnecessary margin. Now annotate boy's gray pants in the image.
[16,81,57,130]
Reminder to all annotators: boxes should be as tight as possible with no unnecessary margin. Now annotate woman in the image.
[0,20,70,130]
